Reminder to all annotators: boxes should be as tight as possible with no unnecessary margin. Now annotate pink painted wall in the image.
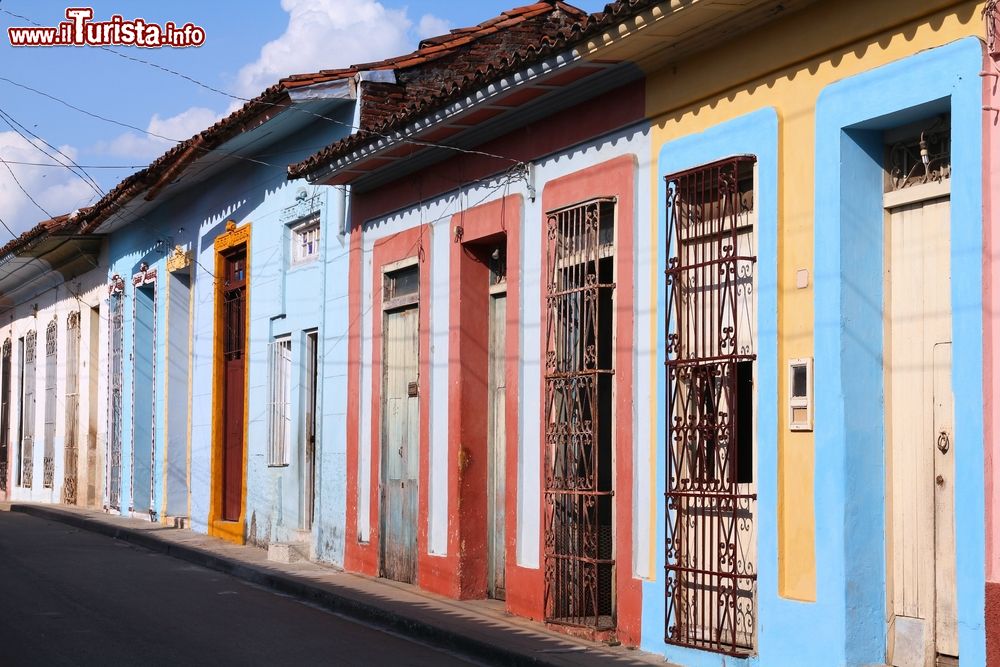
[983,48,1000,667]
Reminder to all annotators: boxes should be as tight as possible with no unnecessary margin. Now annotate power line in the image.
[0,7,532,252]
[0,8,525,168]
[0,106,105,197]
[0,76,190,145]
[0,160,146,169]
[0,212,22,242]
[0,152,54,220]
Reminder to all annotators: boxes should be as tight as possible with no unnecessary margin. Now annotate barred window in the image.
[268,337,292,466]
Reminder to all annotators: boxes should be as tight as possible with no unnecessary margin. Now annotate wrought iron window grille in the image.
[543,196,618,632]
[664,156,758,656]
[63,312,80,505]
[21,330,36,489]
[0,338,9,494]
[887,117,951,192]
[108,293,124,510]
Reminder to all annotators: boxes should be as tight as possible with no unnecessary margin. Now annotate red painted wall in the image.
[341,78,646,639]
[529,155,641,644]
[990,582,1000,667]
[344,226,431,580]
[351,79,644,227]
[446,195,522,599]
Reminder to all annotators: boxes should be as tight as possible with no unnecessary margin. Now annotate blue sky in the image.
[0,0,607,235]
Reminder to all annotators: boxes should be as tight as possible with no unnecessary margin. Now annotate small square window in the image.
[291,217,320,266]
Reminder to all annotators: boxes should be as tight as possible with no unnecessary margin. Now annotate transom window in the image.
[383,263,419,310]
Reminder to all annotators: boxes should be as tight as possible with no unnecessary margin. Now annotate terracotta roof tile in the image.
[77,0,600,233]
[289,1,658,179]
[0,212,79,261]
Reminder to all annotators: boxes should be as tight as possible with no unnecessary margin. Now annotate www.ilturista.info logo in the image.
[7,7,205,48]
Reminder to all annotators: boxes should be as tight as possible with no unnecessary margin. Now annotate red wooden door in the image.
[223,358,244,520]
[221,250,247,522]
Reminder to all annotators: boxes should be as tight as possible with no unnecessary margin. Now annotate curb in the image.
[10,504,558,667]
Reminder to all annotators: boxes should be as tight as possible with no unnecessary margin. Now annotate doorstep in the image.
[7,503,671,667]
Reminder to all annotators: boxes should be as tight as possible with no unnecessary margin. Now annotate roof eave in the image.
[295,46,590,185]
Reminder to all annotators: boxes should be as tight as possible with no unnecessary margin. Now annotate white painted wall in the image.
[3,262,108,507]
[353,122,652,573]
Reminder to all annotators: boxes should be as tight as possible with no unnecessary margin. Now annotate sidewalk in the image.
[6,503,670,667]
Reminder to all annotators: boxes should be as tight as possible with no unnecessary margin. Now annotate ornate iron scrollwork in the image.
[664,156,757,656]
[542,197,617,633]
[108,293,124,510]
[888,118,950,191]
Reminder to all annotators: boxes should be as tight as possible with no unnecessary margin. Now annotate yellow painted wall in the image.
[644,0,984,601]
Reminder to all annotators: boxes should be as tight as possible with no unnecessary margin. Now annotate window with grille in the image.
[664,155,757,655]
[543,196,617,631]
[0,338,9,493]
[268,337,292,466]
[291,216,321,266]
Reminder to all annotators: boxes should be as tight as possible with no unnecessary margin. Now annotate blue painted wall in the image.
[814,37,986,667]
[640,37,986,667]
[644,108,779,667]
[243,169,351,565]
[104,103,353,568]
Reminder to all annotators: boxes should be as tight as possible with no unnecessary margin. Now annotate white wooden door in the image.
[487,291,507,600]
[886,193,957,667]
[381,305,419,583]
[302,331,318,530]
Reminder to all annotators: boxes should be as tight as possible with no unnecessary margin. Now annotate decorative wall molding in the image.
[214,220,251,252]
[166,245,192,273]
[280,188,324,224]
[132,262,157,287]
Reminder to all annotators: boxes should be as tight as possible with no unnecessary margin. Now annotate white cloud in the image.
[0,131,96,236]
[95,106,221,161]
[416,14,452,40]
[233,0,450,99]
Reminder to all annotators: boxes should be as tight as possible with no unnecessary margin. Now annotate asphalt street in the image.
[0,511,477,666]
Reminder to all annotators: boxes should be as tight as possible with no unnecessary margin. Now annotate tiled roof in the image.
[78,70,357,233]
[0,212,77,261]
[75,0,634,231]
[288,0,655,179]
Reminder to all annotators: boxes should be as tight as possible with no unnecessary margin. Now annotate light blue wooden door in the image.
[381,305,418,583]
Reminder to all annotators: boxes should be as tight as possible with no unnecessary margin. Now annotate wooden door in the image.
[221,251,247,523]
[43,320,56,489]
[1,339,9,497]
[20,332,35,488]
[132,286,155,514]
[886,194,956,667]
[487,291,507,600]
[302,331,318,530]
[380,305,419,583]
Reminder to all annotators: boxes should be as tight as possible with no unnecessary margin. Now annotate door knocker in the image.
[936,430,951,455]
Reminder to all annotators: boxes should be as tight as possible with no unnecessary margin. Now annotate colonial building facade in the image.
[1,1,998,666]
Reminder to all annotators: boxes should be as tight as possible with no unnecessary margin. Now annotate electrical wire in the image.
[0,152,53,220]
[0,4,537,241]
[0,160,146,169]
[0,8,526,168]
[0,106,105,197]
